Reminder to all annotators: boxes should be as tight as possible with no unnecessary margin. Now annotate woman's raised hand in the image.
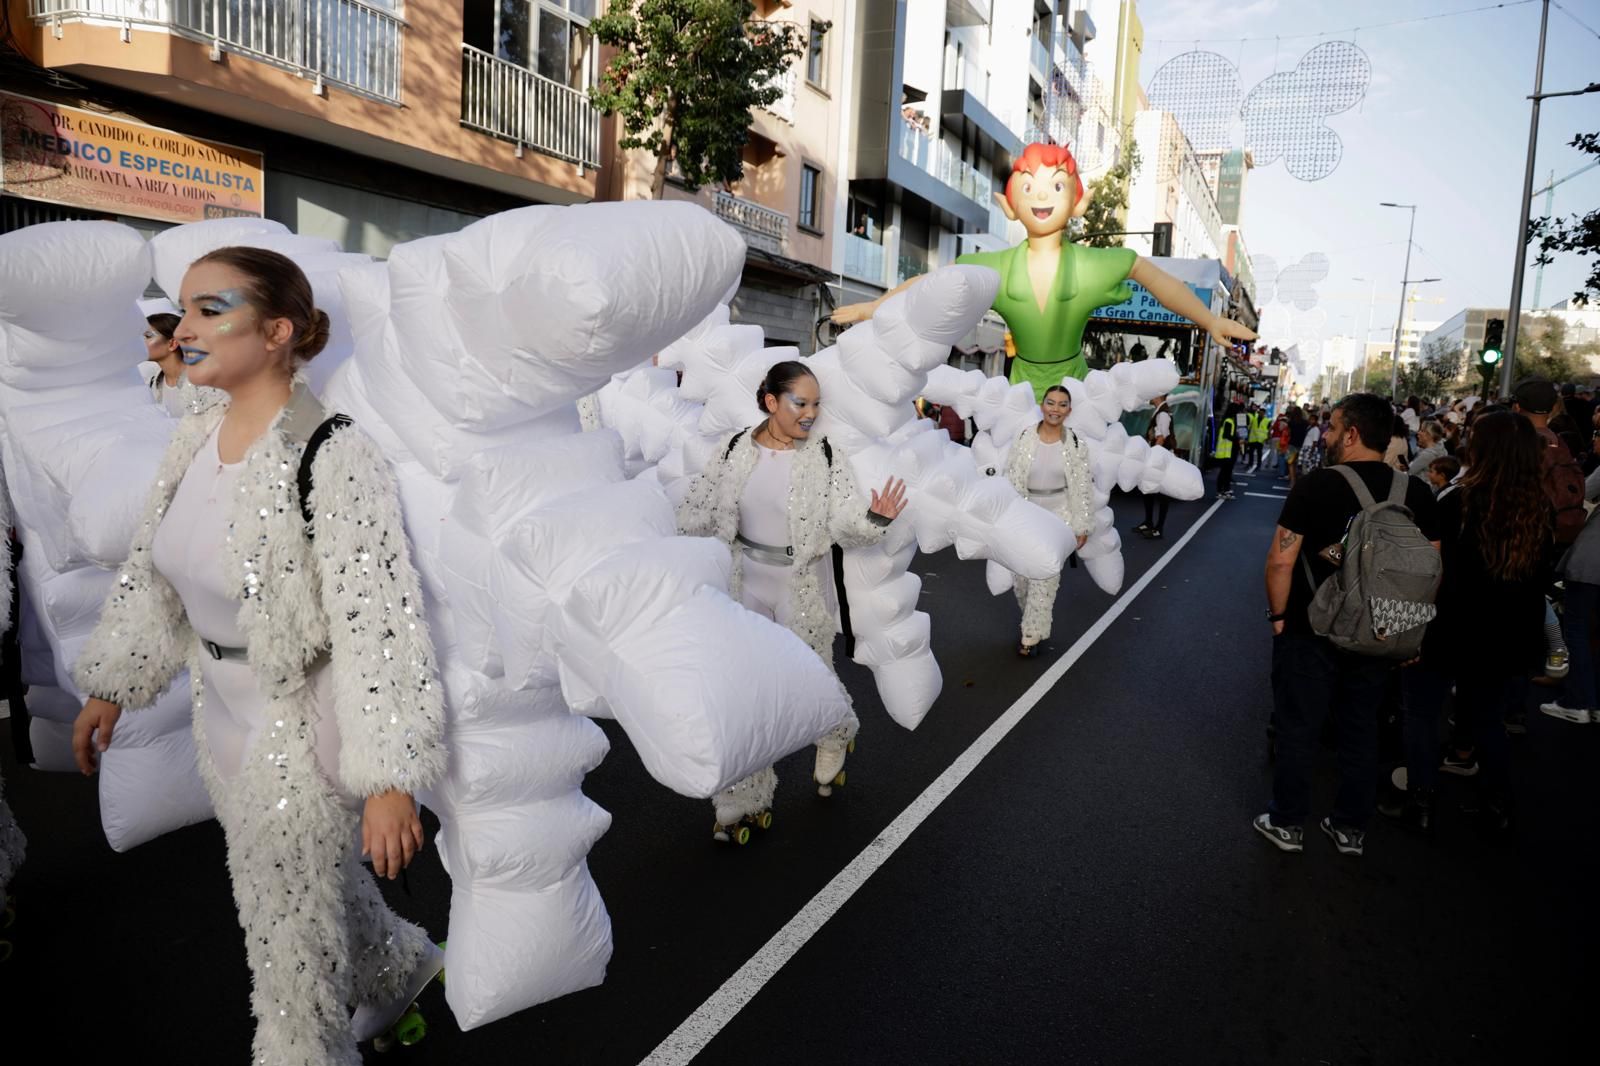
[869,476,909,521]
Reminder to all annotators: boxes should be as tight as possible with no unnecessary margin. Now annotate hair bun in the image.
[295,309,331,362]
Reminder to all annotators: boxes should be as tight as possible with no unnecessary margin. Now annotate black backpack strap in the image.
[822,437,833,467]
[724,427,750,461]
[831,543,855,658]
[297,414,353,532]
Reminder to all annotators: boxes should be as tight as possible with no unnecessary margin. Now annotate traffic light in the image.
[1480,317,1505,368]
[1152,221,1173,258]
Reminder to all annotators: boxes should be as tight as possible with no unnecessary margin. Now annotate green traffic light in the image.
[1482,348,1503,365]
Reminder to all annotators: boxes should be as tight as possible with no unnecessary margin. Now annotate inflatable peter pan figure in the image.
[833,142,1258,400]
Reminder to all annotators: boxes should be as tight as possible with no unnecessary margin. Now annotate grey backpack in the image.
[1302,465,1441,659]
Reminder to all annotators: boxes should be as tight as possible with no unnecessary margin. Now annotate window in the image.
[799,164,821,232]
[484,0,595,90]
[806,19,828,87]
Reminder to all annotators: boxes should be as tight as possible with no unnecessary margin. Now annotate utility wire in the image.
[1551,0,1600,42]
[1146,0,1536,46]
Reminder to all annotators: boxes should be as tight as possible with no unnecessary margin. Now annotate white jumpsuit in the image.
[150,426,353,805]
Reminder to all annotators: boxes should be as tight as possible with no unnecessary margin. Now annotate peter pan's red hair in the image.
[1005,142,1083,205]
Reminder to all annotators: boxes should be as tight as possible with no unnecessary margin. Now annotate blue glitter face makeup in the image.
[177,287,250,365]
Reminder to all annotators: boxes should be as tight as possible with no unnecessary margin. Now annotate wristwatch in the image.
[1266,610,1287,622]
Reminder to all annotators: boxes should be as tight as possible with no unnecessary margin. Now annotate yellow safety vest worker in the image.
[1214,417,1235,460]
[1249,412,1270,444]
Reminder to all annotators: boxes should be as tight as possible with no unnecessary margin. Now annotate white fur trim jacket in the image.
[1004,423,1095,538]
[677,426,889,660]
[74,383,446,798]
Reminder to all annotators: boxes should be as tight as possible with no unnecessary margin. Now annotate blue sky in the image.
[1132,0,1600,364]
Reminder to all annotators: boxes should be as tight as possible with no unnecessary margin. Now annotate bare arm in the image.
[1265,525,1303,636]
[831,274,926,325]
[1130,257,1257,348]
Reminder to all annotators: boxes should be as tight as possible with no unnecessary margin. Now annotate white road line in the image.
[640,498,1227,1066]
[1243,492,1285,499]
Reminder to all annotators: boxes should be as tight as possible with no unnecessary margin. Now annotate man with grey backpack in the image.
[1258,393,1442,857]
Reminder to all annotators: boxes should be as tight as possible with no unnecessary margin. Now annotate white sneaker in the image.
[1538,701,1592,724]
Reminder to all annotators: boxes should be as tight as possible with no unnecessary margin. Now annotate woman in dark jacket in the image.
[1386,411,1550,831]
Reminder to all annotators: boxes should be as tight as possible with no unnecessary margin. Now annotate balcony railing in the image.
[843,233,887,288]
[31,0,405,104]
[760,63,797,125]
[461,44,601,169]
[896,114,992,208]
[713,191,788,255]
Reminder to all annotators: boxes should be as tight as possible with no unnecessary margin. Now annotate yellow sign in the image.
[0,92,264,223]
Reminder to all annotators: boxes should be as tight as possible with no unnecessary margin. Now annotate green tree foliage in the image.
[1513,312,1599,384]
[589,0,807,199]
[1074,130,1141,248]
[1529,132,1600,305]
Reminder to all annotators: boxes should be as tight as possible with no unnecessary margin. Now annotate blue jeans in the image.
[1561,581,1599,710]
[1400,662,1452,792]
[1269,634,1391,829]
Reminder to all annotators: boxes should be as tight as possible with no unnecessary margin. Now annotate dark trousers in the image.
[1245,441,1264,467]
[1215,454,1236,494]
[1142,492,1169,531]
[1400,661,1453,793]
[1269,634,1389,829]
[1452,668,1519,796]
[1561,581,1599,710]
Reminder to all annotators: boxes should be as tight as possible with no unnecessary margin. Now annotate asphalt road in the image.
[3,468,1595,1065]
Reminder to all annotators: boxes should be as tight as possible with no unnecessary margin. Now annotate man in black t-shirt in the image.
[1255,393,1441,857]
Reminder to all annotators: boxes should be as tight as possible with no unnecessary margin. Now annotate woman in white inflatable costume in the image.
[677,360,908,841]
[70,246,447,1064]
[1003,384,1094,658]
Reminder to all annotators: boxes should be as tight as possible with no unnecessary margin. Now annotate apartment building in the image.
[1,1,606,253]
[598,0,847,354]
[836,0,1047,321]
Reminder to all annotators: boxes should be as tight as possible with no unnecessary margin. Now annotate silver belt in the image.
[737,534,796,567]
[1027,487,1066,499]
[201,639,249,662]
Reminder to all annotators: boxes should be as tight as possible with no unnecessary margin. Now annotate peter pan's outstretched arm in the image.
[1130,257,1257,347]
[832,275,925,325]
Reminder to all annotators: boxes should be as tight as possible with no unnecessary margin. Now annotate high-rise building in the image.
[1195,148,1251,227]
[600,0,848,353]
[834,0,1040,321]
[2,2,606,251]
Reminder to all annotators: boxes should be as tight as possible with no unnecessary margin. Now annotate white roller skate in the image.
[712,767,777,845]
[352,940,446,1049]
[813,718,858,797]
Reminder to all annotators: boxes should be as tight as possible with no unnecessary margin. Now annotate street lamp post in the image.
[1380,203,1418,399]
[1501,0,1550,395]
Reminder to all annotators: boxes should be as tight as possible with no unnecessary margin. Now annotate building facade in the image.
[2,1,607,253]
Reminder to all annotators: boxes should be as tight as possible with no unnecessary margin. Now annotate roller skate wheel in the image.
[733,826,751,845]
[833,770,847,788]
[437,941,446,987]
[847,738,856,754]
[757,811,774,830]
[394,1006,427,1047]
[0,940,11,964]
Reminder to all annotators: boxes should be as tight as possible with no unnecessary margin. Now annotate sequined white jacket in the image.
[73,384,446,798]
[677,427,889,660]
[1004,423,1096,540]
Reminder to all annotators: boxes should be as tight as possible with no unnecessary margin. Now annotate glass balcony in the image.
[843,233,887,287]
[895,115,992,209]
